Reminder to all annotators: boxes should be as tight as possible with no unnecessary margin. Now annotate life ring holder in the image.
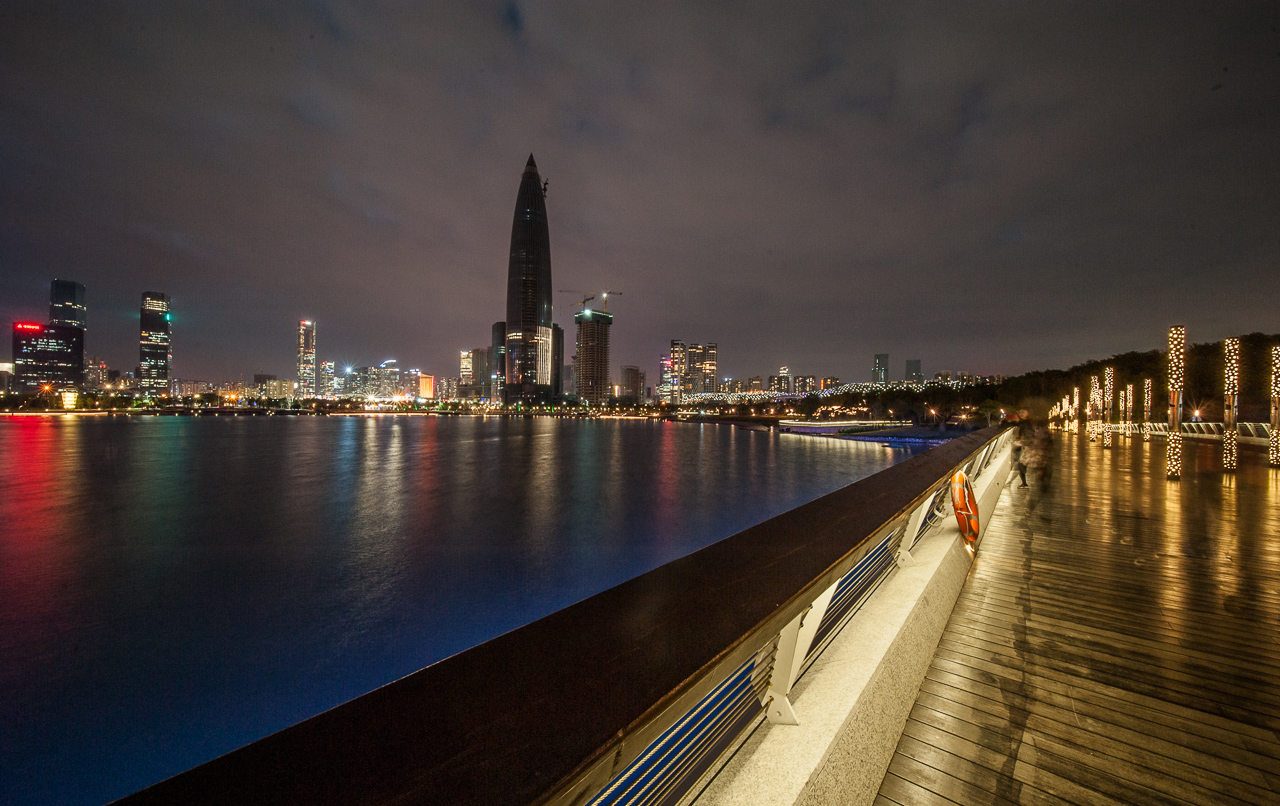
[950,470,980,543]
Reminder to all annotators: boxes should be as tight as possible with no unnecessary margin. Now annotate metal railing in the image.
[1113,422,1271,441]
[118,427,1014,806]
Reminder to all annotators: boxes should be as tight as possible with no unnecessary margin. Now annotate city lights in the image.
[1224,338,1239,471]
[1167,326,1185,479]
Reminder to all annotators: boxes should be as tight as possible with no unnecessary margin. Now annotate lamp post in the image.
[1167,326,1185,479]
[1223,338,1239,471]
[1125,383,1134,437]
[1270,346,1280,467]
[1103,367,1114,449]
[1142,378,1152,441]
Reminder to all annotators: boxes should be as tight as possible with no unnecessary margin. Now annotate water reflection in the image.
[0,416,923,805]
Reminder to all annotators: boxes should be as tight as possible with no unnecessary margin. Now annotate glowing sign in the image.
[14,323,42,331]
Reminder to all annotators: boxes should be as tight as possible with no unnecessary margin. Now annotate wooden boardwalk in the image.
[875,431,1280,806]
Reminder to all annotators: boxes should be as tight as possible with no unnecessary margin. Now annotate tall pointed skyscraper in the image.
[504,154,554,402]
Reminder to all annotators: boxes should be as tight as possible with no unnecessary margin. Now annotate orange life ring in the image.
[950,470,980,542]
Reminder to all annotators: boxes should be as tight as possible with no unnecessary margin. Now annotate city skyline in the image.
[2,5,1277,383]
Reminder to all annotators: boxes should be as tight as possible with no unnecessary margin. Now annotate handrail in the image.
[116,427,1009,806]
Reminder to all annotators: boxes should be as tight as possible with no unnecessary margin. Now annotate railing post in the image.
[762,580,837,725]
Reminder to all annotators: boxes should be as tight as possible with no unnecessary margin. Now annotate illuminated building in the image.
[769,369,792,394]
[574,307,612,406]
[873,354,888,384]
[12,322,84,390]
[296,320,316,397]
[375,360,400,398]
[85,356,109,389]
[794,376,817,394]
[491,322,506,401]
[659,353,679,403]
[747,376,764,392]
[460,350,474,385]
[319,361,335,398]
[686,344,718,394]
[664,341,687,403]
[402,368,422,398]
[820,377,841,390]
[139,292,172,396]
[905,360,922,384]
[1167,326,1185,479]
[439,376,458,401]
[504,154,555,402]
[419,374,436,400]
[620,365,644,401]
[49,279,87,328]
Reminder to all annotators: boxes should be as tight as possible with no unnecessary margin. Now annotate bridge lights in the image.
[1224,338,1239,471]
[1271,347,1280,467]
[1167,326,1185,479]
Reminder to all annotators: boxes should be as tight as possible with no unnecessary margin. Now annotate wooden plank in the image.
[875,432,1280,805]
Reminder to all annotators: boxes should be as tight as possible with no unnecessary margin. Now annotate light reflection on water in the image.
[0,415,925,805]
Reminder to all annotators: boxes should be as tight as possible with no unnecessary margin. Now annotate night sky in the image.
[2,2,1278,385]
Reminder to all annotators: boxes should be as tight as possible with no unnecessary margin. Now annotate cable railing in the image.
[117,427,1013,806]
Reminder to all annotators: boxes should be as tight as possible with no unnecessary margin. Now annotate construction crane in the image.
[558,290,622,312]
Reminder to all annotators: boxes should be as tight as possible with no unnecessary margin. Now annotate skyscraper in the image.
[874,353,888,384]
[491,321,506,400]
[686,344,718,394]
[139,292,172,396]
[574,307,613,406]
[297,320,316,397]
[12,322,84,390]
[620,365,645,401]
[905,359,923,384]
[49,280,87,329]
[505,154,555,402]
[460,350,474,385]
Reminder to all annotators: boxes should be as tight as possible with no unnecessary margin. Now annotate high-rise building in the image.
[139,292,171,396]
[375,360,400,398]
[574,307,613,406]
[665,341,688,403]
[49,280,87,329]
[12,322,84,390]
[686,343,718,394]
[460,350,474,385]
[794,376,817,394]
[439,377,458,400]
[491,321,507,401]
[820,376,841,390]
[319,361,336,397]
[85,356,109,389]
[297,320,316,397]
[747,376,764,392]
[873,353,888,384]
[419,375,437,400]
[769,366,793,394]
[620,365,644,401]
[905,359,923,384]
[504,155,555,402]
[658,354,677,404]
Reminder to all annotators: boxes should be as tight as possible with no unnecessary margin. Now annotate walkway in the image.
[875,431,1280,805]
